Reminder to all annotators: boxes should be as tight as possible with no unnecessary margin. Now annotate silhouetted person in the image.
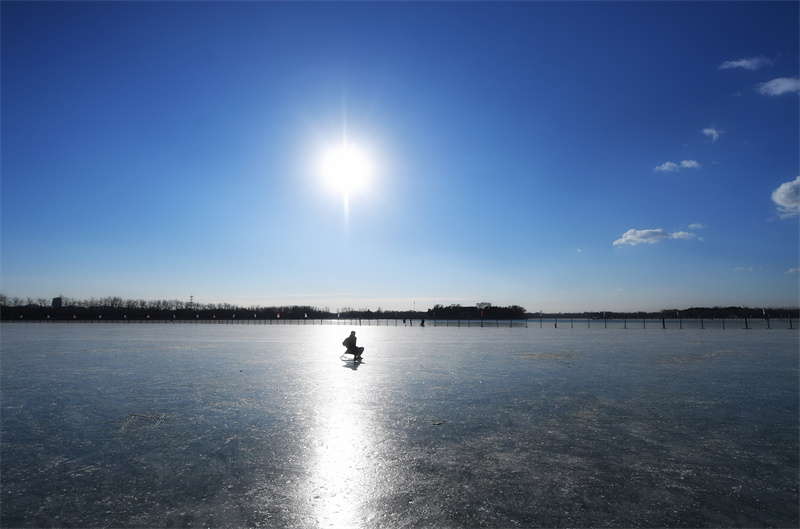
[420,319,425,327]
[342,331,364,360]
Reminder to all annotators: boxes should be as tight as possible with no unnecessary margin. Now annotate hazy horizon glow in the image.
[2,2,798,312]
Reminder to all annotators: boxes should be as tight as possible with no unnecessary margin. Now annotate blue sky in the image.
[2,1,798,312]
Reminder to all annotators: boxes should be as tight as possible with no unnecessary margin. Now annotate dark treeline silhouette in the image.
[546,307,800,320]
[1,295,343,321]
[0,294,797,321]
[429,303,527,320]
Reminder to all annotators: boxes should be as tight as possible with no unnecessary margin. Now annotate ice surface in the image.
[1,323,798,527]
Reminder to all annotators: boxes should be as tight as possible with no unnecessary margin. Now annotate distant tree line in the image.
[532,307,799,320]
[0,294,796,321]
[0,295,342,321]
[429,303,527,320]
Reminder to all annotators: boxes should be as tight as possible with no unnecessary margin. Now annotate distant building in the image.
[52,297,62,308]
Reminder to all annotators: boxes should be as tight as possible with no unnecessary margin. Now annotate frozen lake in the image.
[1,323,798,527]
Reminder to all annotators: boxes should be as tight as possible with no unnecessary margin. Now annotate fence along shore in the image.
[2,315,796,330]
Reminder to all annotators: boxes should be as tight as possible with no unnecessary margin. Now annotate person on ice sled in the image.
[342,331,364,360]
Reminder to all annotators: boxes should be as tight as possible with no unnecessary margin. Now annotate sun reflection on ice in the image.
[303,356,380,526]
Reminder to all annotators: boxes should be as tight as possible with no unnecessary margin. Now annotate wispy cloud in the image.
[772,176,800,218]
[654,160,701,173]
[702,127,722,142]
[785,268,800,275]
[613,228,697,246]
[719,56,773,71]
[757,77,800,96]
[734,266,754,272]
[688,223,707,230]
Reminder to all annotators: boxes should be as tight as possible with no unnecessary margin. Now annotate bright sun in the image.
[320,143,372,197]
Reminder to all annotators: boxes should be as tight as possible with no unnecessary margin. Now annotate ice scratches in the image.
[516,351,576,364]
[208,435,239,461]
[208,396,253,410]
[659,349,745,364]
[119,412,169,431]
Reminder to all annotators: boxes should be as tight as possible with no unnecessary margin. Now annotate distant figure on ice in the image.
[342,331,364,360]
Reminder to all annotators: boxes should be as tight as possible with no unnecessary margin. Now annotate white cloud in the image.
[613,228,697,246]
[670,231,695,240]
[688,223,707,230]
[772,176,800,218]
[703,127,722,142]
[757,77,800,96]
[654,162,679,173]
[785,268,800,275]
[719,56,773,71]
[654,160,701,173]
[734,266,754,273]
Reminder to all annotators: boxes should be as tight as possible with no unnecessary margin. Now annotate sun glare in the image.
[320,143,372,197]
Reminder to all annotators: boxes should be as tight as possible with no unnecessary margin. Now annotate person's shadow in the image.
[341,356,364,370]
